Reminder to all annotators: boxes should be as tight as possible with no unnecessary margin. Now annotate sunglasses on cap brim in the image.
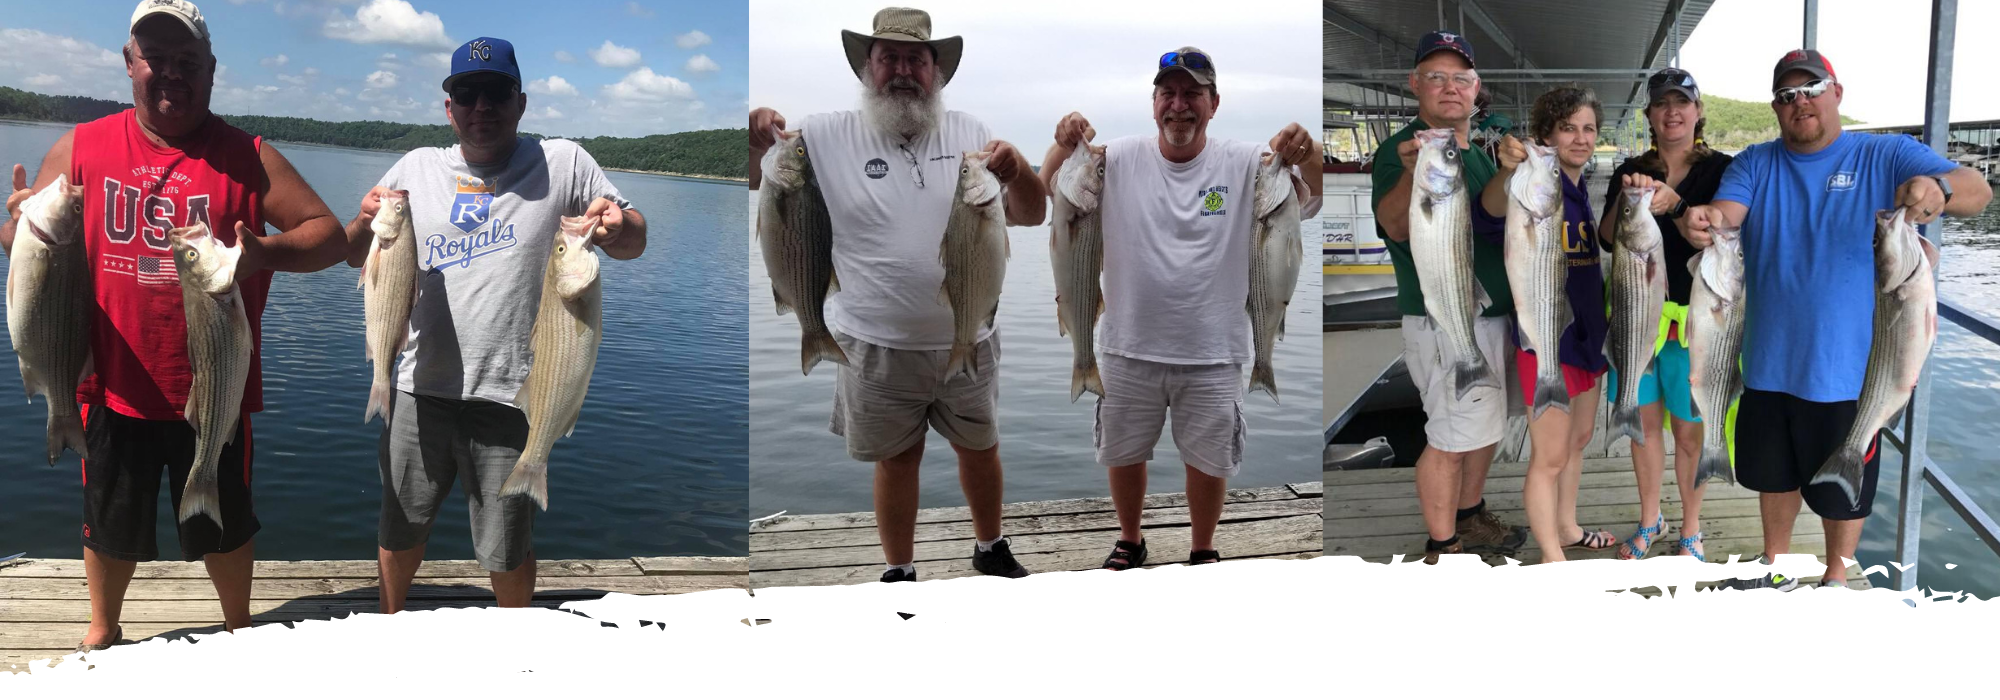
[450,81,519,106]
[1773,79,1832,105]
[1158,50,1211,72]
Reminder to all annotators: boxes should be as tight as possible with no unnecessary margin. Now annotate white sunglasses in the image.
[1773,79,1832,105]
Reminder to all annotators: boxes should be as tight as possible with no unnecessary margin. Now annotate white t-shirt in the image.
[801,109,996,350]
[1097,135,1270,365]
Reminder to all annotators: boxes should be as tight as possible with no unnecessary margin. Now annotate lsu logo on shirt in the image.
[428,176,517,270]
[1827,171,1858,192]
[1197,185,1229,217]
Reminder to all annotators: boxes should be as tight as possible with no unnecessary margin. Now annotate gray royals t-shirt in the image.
[375,137,631,406]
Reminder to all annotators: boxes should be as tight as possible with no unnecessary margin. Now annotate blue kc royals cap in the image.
[442,37,520,91]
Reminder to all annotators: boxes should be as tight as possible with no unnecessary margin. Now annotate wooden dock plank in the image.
[751,486,1304,533]
[753,497,1321,552]
[754,511,1321,572]
[0,575,732,601]
[751,549,1319,588]
[632,556,748,576]
[0,558,646,579]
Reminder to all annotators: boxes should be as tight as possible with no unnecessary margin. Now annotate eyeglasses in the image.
[1773,79,1832,105]
[1158,50,1211,72]
[1418,71,1478,89]
[896,142,924,188]
[450,82,519,107]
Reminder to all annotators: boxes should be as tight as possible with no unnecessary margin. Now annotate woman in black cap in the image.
[1598,67,1733,561]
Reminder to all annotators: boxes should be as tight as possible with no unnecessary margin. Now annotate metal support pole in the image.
[1895,0,1957,593]
[1803,0,1819,50]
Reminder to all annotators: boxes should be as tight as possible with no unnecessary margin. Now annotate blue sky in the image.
[0,0,747,138]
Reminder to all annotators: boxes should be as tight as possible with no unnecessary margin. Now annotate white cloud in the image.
[675,30,711,50]
[380,52,398,60]
[255,85,280,93]
[588,40,642,68]
[0,29,126,99]
[685,54,719,75]
[25,74,62,88]
[334,87,352,97]
[365,70,399,89]
[526,75,578,96]
[603,66,694,102]
[554,50,576,63]
[323,0,454,50]
[260,54,289,68]
[525,105,564,121]
[625,2,652,17]
[418,52,451,69]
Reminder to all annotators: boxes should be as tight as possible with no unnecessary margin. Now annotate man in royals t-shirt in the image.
[1036,47,1321,571]
[341,37,647,614]
[0,0,350,652]
[746,8,1046,583]
[1682,49,1990,590]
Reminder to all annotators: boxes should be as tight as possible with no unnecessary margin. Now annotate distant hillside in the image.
[0,86,745,180]
[1641,93,1862,150]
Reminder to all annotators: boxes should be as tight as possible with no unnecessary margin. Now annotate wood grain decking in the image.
[0,556,747,670]
[750,485,1323,587]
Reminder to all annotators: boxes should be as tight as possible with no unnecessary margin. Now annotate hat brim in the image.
[1416,46,1475,69]
[1152,66,1213,86]
[1647,85,1700,104]
[442,69,520,93]
[842,29,962,89]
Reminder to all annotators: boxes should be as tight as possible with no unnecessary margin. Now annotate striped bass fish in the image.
[1811,207,1938,507]
[1609,186,1667,445]
[501,216,603,510]
[1248,153,1302,403]
[1407,128,1497,399]
[6,174,92,464]
[757,130,848,375]
[361,190,418,423]
[940,151,1008,382]
[1686,225,1746,486]
[170,222,253,527]
[1051,139,1106,402]
[1500,142,1569,419]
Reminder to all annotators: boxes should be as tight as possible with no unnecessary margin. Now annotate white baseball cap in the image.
[130,0,210,43]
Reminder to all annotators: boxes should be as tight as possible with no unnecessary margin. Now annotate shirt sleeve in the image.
[1712,147,1755,206]
[1368,141,1403,215]
[1470,187,1505,244]
[568,141,632,214]
[376,151,414,191]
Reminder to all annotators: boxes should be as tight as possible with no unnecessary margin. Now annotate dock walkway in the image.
[750,485,1323,587]
[0,556,747,669]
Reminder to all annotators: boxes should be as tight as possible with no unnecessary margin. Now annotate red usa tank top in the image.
[69,110,271,420]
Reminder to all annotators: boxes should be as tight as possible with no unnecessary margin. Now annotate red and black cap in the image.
[1414,30,1475,68]
[1771,49,1837,90]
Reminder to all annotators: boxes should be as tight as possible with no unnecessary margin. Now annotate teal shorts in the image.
[1606,339,1699,424]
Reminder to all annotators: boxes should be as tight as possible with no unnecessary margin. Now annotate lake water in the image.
[0,120,747,561]
[747,188,1324,517]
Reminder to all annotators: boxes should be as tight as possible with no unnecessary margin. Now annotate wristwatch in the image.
[1933,175,1954,204]
[1668,198,1689,219]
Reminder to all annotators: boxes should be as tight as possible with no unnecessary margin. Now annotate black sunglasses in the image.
[1158,50,1211,72]
[1648,69,1694,89]
[450,81,519,106]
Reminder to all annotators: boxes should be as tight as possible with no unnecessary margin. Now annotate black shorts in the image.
[1735,388,1881,521]
[81,404,260,562]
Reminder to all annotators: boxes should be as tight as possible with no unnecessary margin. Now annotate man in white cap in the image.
[1,0,348,651]
[1039,48,1320,569]
[748,7,1046,582]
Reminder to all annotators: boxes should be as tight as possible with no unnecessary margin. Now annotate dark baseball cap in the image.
[1414,30,1475,68]
[1771,48,1836,90]
[443,37,520,91]
[1647,68,1700,103]
[1154,46,1216,87]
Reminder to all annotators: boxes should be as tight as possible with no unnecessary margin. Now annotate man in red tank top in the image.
[1,0,349,652]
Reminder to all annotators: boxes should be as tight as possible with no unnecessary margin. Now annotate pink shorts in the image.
[1514,348,1605,407]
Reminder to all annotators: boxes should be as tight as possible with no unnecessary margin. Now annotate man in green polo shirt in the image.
[1369,30,1525,564]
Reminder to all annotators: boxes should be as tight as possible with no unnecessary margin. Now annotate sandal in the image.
[1564,529,1618,551]
[1676,532,1706,562]
[1101,539,1147,570]
[1188,549,1222,565]
[1617,513,1669,560]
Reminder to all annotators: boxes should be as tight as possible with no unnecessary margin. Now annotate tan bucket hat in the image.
[841,7,963,88]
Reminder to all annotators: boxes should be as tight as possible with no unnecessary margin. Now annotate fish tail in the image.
[364,378,391,424]
[1070,359,1102,403]
[1249,361,1280,404]
[499,459,550,511]
[802,330,850,376]
[1614,400,1645,447]
[45,413,85,465]
[1530,372,1569,420]
[177,472,223,528]
[944,342,976,382]
[1808,445,1867,510]
[1450,355,1495,401]
[1694,444,1735,487]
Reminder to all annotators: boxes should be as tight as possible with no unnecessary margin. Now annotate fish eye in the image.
[961,166,968,175]
[1443,148,1458,161]
[186,250,199,261]
[794,146,805,156]
[70,203,82,214]
[556,244,566,254]
[1096,165,1104,178]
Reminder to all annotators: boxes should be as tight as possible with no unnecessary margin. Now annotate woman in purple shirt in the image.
[1472,85,1616,561]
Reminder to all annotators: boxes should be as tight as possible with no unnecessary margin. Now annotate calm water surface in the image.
[0,120,747,560]
[747,187,1324,517]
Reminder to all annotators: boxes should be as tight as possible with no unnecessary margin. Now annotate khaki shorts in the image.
[1093,353,1247,479]
[1401,314,1509,453]
[828,330,1001,462]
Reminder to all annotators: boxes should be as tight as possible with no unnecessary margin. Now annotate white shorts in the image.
[1093,353,1246,478]
[1401,314,1509,453]
[828,330,1001,462]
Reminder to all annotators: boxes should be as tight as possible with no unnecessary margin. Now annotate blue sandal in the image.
[1676,532,1706,562]
[1618,514,1667,560]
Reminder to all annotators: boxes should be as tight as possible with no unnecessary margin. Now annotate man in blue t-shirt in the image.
[1682,50,1990,590]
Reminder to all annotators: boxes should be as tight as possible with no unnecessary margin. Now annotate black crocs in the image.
[1188,549,1222,565]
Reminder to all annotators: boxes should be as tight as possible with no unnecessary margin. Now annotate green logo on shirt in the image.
[1199,186,1229,216]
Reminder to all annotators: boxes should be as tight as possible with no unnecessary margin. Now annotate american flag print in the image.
[136,255,178,287]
